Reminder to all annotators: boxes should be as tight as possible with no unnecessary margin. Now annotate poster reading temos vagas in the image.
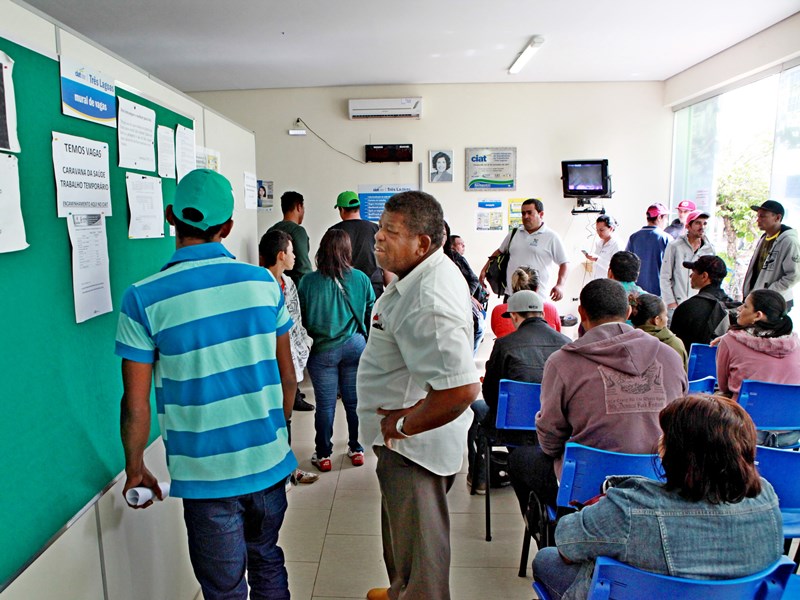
[59,57,116,128]
[52,132,111,217]
[465,147,516,190]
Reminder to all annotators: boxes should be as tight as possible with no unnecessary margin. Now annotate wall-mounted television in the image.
[561,159,611,198]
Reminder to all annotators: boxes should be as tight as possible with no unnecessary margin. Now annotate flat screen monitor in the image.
[561,160,610,198]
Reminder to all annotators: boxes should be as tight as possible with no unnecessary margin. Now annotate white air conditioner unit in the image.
[348,97,422,120]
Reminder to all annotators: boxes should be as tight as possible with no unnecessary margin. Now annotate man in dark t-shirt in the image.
[266,191,312,285]
[328,190,389,298]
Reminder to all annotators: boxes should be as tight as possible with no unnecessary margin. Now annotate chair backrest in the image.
[687,343,717,381]
[688,375,716,394]
[495,379,541,431]
[738,380,800,430]
[756,446,800,510]
[556,443,662,509]
[587,556,795,600]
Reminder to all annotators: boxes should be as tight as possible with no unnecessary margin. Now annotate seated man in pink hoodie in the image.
[508,278,688,513]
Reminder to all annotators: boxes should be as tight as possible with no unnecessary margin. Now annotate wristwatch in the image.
[396,416,411,438]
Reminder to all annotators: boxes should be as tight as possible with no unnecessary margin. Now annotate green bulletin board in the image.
[0,35,193,587]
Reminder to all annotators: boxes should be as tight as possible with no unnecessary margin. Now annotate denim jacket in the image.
[554,476,783,600]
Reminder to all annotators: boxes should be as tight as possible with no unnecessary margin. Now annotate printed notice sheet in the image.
[0,51,21,153]
[157,125,176,179]
[244,171,257,209]
[257,179,273,210]
[126,173,164,238]
[67,214,112,323]
[118,97,156,171]
[175,124,196,182]
[475,200,504,231]
[0,153,27,252]
[196,146,221,172]
[52,132,111,217]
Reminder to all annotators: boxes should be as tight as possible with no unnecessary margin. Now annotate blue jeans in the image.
[533,546,582,600]
[182,480,289,600]
[307,333,366,458]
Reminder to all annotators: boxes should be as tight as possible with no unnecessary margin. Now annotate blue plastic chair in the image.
[738,380,800,435]
[755,445,800,540]
[687,343,717,381]
[786,574,800,598]
[556,443,662,510]
[523,444,662,578]
[534,556,795,600]
[688,375,716,393]
[477,380,541,545]
[495,379,541,431]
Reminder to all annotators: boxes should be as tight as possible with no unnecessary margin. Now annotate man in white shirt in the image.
[480,198,569,300]
[357,191,480,600]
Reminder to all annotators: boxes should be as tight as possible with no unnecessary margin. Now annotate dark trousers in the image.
[508,444,559,514]
[375,445,455,599]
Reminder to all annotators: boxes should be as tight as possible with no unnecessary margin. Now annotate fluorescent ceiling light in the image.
[508,35,545,75]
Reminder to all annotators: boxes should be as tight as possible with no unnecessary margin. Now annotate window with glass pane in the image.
[670,66,800,308]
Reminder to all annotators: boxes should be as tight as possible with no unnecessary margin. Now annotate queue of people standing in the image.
[114,171,800,600]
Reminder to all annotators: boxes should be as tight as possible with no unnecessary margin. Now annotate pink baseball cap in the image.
[676,200,696,211]
[646,203,669,218]
[685,210,710,224]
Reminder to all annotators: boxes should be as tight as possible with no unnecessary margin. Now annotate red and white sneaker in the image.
[311,453,332,472]
[348,449,365,467]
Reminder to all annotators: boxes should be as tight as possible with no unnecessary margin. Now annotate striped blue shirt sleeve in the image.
[115,286,156,363]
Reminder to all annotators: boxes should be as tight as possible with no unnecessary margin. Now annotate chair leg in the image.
[484,440,492,541]
[519,525,531,577]
[785,538,799,569]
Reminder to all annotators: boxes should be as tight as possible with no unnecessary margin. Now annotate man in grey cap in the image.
[328,190,390,299]
[467,290,570,492]
[744,200,800,309]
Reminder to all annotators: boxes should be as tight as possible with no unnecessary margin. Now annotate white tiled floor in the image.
[284,372,538,600]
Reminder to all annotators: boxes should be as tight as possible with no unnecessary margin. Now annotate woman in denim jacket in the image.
[534,395,783,600]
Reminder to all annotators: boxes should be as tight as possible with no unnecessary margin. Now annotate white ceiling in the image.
[21,0,800,93]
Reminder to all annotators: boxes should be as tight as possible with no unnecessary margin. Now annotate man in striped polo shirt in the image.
[115,169,297,600]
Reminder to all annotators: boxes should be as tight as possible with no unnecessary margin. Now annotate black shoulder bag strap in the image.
[334,277,368,337]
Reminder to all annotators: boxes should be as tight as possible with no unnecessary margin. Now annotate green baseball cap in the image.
[335,190,360,208]
[172,169,234,230]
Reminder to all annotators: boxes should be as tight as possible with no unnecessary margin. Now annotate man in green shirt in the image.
[267,191,313,284]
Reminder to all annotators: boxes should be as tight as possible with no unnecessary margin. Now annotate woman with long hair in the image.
[298,229,375,472]
[533,394,783,600]
[716,288,800,446]
[630,293,687,369]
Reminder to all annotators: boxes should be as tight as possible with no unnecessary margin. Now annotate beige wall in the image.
[664,12,800,108]
[193,82,673,313]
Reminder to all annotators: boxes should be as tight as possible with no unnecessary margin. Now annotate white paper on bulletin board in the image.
[0,152,28,252]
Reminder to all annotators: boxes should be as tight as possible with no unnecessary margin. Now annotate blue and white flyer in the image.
[357,184,416,222]
[60,57,116,128]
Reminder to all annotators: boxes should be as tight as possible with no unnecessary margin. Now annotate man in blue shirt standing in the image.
[115,169,297,600]
[626,203,671,295]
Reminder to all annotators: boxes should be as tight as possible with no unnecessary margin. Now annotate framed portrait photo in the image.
[429,150,453,183]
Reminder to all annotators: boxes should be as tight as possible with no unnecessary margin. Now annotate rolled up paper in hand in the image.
[125,482,171,507]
